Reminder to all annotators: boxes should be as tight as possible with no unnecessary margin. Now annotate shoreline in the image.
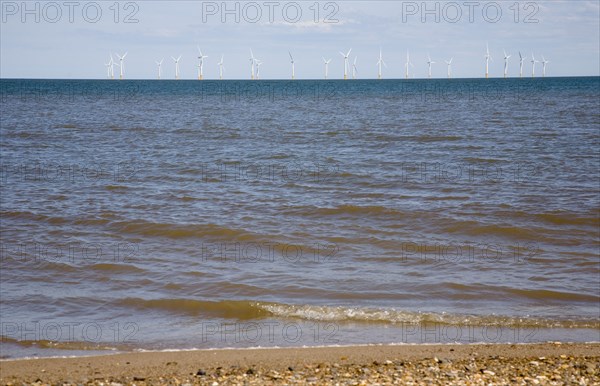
[1,342,598,384]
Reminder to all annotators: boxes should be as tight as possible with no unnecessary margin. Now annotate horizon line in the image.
[1,75,598,81]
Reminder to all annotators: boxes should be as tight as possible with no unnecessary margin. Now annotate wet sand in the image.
[1,342,599,385]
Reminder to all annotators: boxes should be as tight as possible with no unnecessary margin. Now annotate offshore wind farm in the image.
[102,44,552,80]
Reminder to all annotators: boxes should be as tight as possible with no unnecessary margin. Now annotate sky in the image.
[1,0,599,79]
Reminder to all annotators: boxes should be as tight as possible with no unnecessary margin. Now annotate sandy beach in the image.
[1,342,598,385]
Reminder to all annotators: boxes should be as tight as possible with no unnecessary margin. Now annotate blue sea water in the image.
[0,77,599,358]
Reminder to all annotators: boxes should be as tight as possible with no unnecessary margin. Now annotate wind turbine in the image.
[541,56,549,77]
[339,48,352,80]
[405,50,414,79]
[155,58,163,80]
[322,57,331,79]
[485,43,492,79]
[249,49,255,80]
[288,52,295,80]
[376,48,387,79]
[104,55,114,79]
[218,55,224,80]
[171,55,181,80]
[116,52,127,80]
[110,56,116,79]
[197,47,208,80]
[503,50,511,78]
[531,53,539,78]
[444,58,453,78]
[519,52,524,78]
[352,57,358,79]
[427,53,435,78]
[256,59,263,79]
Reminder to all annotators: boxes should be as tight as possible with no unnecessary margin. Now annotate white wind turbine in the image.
[485,43,492,79]
[116,52,127,80]
[427,53,435,78]
[172,55,182,80]
[322,57,331,79]
[376,48,387,79]
[249,49,256,80]
[503,50,511,78]
[197,48,208,80]
[155,58,163,80]
[352,57,358,79]
[339,48,352,80]
[541,56,549,77]
[405,50,414,79]
[444,58,453,78]
[519,52,524,78]
[531,53,539,78]
[218,55,224,80]
[288,52,295,80]
[104,55,114,79]
[256,59,263,79]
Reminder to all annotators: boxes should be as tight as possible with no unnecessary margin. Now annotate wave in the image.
[301,205,406,217]
[88,263,145,273]
[113,298,600,329]
[256,303,599,329]
[109,220,267,241]
[0,336,123,351]
[117,298,270,319]
[1,210,114,227]
[442,221,540,240]
[0,210,68,224]
[535,212,599,227]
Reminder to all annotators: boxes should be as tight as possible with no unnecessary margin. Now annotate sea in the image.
[0,77,598,359]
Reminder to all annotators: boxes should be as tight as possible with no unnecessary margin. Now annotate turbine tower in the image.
[322,57,331,79]
[116,52,127,80]
[155,58,163,80]
[249,49,256,80]
[485,43,492,79]
[256,59,263,79]
[519,52,524,78]
[405,50,414,79]
[197,47,208,80]
[503,50,511,78]
[218,55,224,80]
[104,55,114,79]
[427,53,435,78]
[541,56,549,77]
[531,53,539,78]
[352,57,358,79]
[444,58,453,78]
[172,55,182,80]
[109,56,115,79]
[339,48,352,80]
[376,48,387,79]
[288,52,295,80]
